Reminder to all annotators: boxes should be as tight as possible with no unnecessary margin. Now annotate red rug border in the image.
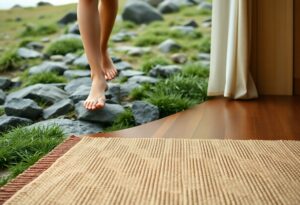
[0,135,81,204]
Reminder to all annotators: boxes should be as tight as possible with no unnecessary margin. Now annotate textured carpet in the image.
[2,137,300,205]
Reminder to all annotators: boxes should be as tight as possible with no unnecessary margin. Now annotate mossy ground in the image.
[0,0,212,186]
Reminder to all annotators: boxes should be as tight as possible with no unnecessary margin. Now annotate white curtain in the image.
[207,0,258,99]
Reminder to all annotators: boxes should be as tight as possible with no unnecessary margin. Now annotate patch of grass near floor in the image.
[103,109,135,132]
[129,71,208,118]
[148,93,195,118]
[181,62,209,78]
[0,124,66,187]
[44,38,83,56]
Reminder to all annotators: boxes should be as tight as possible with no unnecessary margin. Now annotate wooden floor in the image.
[77,96,300,140]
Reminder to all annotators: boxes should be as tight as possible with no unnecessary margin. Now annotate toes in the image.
[96,98,105,108]
[113,69,118,77]
[86,101,92,110]
[92,101,96,109]
[107,72,112,80]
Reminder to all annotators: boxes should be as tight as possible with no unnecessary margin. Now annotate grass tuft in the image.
[0,124,66,186]
[0,48,23,72]
[44,38,83,56]
[19,23,58,37]
[103,109,135,132]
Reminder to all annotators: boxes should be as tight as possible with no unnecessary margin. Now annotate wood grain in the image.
[250,0,293,95]
[78,96,300,140]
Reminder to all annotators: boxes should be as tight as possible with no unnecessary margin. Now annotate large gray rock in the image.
[0,77,12,90]
[122,2,163,24]
[43,99,74,119]
[64,53,78,64]
[25,118,103,137]
[0,89,6,105]
[149,64,182,78]
[183,19,199,28]
[73,53,89,68]
[63,70,90,80]
[128,75,159,84]
[158,39,181,53]
[114,46,151,56]
[26,41,44,51]
[131,100,159,125]
[120,82,141,98]
[68,22,80,34]
[171,26,195,34]
[57,34,81,41]
[75,101,125,123]
[28,61,68,75]
[17,47,43,59]
[0,115,33,133]
[115,61,133,71]
[7,84,69,105]
[158,0,180,14]
[106,83,121,104]
[111,30,137,42]
[198,52,210,61]
[119,70,144,78]
[57,11,77,25]
[69,85,90,104]
[4,98,43,120]
[64,77,91,94]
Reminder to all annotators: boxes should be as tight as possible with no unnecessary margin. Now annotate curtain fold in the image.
[207,0,258,99]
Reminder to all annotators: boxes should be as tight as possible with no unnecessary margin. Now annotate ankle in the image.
[91,71,105,81]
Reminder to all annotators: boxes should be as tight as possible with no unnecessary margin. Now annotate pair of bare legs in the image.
[77,0,118,110]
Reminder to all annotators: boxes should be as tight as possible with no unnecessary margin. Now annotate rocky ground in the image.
[0,0,212,137]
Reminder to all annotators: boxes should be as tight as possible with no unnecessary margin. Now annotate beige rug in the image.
[3,137,300,205]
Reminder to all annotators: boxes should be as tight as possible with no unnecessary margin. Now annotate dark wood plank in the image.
[80,96,300,140]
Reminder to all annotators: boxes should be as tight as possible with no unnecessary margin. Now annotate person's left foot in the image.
[101,50,118,81]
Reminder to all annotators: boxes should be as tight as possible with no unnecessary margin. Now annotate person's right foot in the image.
[83,74,108,110]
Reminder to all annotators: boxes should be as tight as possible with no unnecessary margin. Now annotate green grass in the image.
[134,34,167,47]
[199,36,211,53]
[20,70,68,87]
[129,70,209,117]
[0,48,23,72]
[148,93,195,117]
[44,38,83,56]
[19,23,59,37]
[0,124,66,187]
[181,62,210,78]
[103,109,135,132]
[0,107,5,116]
[141,56,171,73]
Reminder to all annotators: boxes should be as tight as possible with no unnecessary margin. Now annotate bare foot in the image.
[84,74,108,110]
[101,50,118,81]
